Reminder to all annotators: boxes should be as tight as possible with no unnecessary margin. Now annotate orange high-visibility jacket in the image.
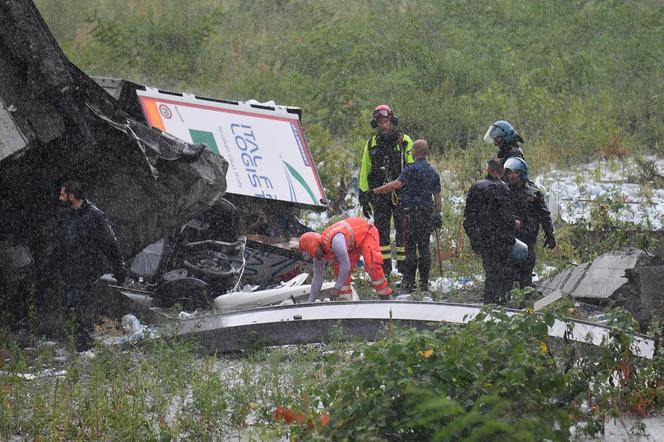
[320,217,371,260]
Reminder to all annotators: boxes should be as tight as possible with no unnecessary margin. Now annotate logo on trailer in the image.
[159,104,172,119]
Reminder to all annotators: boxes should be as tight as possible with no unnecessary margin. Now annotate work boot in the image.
[378,287,394,300]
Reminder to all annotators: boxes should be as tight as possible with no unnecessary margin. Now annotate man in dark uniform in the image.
[373,139,441,293]
[463,158,517,304]
[358,104,414,276]
[503,157,556,289]
[483,120,525,163]
[50,181,126,351]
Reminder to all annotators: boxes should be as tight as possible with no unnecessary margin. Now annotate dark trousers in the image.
[513,239,536,289]
[64,287,92,352]
[480,248,513,305]
[371,194,405,275]
[401,209,433,291]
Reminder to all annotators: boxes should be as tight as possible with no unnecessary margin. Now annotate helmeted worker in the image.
[358,104,414,275]
[483,120,525,163]
[299,217,394,302]
[463,158,517,304]
[373,139,441,294]
[504,157,556,289]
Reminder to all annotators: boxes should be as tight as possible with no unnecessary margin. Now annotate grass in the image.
[0,335,331,440]
[2,296,663,440]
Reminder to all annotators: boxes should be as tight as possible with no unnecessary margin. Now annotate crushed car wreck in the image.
[91,77,328,309]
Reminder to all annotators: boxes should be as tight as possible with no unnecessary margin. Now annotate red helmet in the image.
[371,104,398,128]
[373,104,393,119]
[299,232,322,257]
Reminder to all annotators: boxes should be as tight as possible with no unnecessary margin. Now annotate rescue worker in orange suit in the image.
[358,105,414,276]
[373,140,441,294]
[299,217,394,302]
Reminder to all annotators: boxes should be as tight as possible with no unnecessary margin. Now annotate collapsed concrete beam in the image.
[540,249,663,328]
[160,301,655,359]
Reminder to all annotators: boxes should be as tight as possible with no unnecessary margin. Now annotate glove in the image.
[359,191,372,218]
[544,234,556,249]
[432,213,442,229]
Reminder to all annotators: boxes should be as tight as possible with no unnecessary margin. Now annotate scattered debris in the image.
[533,289,564,311]
[535,156,664,228]
[121,314,145,341]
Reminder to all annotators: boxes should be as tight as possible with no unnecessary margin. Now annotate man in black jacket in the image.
[463,159,516,304]
[503,157,556,289]
[52,181,126,351]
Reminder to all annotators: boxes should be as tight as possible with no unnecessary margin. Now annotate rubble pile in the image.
[540,248,664,328]
[0,0,227,315]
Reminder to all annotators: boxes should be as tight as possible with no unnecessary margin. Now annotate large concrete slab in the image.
[540,249,663,328]
[160,301,655,358]
[540,249,658,299]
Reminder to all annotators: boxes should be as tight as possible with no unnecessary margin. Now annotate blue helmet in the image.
[503,157,529,181]
[484,120,520,146]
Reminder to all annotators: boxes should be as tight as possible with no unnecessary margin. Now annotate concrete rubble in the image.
[0,0,228,317]
[540,248,664,328]
[0,0,324,332]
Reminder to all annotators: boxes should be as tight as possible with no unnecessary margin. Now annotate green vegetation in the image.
[35,0,664,204]
[1,310,662,440]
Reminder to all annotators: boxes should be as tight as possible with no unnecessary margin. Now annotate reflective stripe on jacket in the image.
[359,133,414,192]
[320,217,372,259]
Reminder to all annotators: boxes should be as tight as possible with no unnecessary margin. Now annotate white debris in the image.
[430,276,478,294]
[535,156,664,229]
[79,350,96,359]
[177,311,198,320]
[0,369,68,380]
[121,314,145,340]
[240,284,260,292]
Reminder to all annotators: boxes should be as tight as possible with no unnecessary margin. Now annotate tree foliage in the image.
[35,0,664,204]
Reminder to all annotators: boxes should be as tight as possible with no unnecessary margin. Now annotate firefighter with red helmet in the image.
[358,105,414,276]
[299,217,394,302]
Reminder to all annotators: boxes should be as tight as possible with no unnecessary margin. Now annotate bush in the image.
[313,310,571,440]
